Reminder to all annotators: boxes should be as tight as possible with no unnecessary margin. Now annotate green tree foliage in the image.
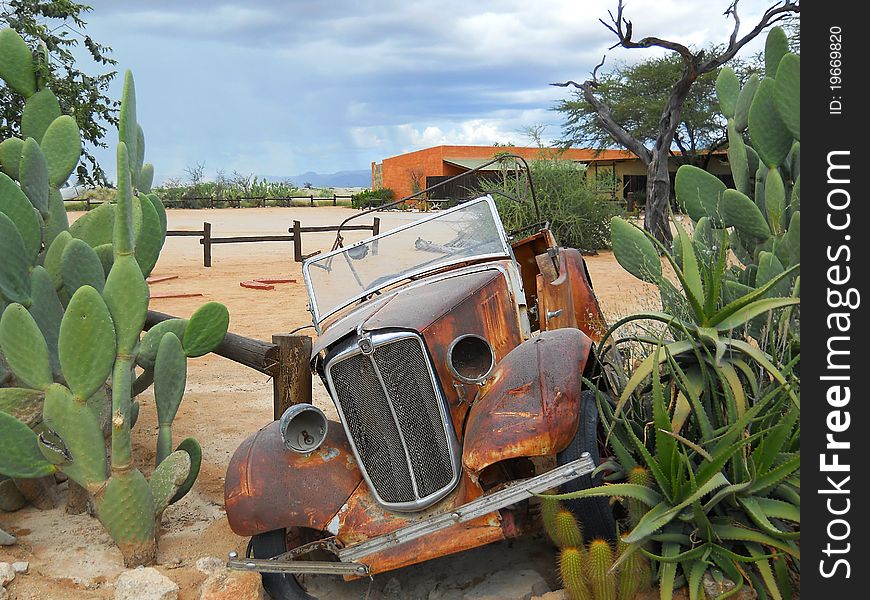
[557,52,751,169]
[1,0,117,186]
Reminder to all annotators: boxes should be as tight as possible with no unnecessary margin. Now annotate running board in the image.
[339,453,594,563]
[226,453,594,576]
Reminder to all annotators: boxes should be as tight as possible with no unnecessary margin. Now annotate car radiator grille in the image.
[327,333,458,509]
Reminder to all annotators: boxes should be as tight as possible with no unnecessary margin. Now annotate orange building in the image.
[371,145,730,201]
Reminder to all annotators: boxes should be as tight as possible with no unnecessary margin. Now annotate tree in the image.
[1,0,117,185]
[557,51,753,171]
[553,0,799,244]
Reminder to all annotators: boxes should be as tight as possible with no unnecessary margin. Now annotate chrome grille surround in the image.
[324,330,461,511]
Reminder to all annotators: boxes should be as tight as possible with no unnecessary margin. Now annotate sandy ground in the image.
[0,206,657,599]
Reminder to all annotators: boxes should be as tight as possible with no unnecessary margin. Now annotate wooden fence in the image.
[65,193,354,211]
[165,218,380,267]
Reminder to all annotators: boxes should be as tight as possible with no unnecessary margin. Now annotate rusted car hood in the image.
[311,266,508,365]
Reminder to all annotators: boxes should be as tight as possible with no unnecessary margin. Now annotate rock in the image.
[531,592,569,600]
[0,528,14,546]
[702,572,757,600]
[198,568,264,600]
[462,569,550,600]
[0,586,7,600]
[12,561,28,574]
[114,566,179,600]
[381,577,403,599]
[0,562,15,586]
[196,556,226,576]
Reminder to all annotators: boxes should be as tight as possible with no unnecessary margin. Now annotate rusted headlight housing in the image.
[279,404,328,454]
[447,334,495,384]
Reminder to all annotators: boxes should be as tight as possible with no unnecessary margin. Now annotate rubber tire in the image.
[250,529,317,600]
[556,390,617,543]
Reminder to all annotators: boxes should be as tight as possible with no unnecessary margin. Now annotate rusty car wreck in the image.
[224,160,616,599]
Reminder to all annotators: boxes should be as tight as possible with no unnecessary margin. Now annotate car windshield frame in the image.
[302,195,513,325]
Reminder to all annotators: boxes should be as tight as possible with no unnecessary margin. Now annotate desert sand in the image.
[0,206,657,599]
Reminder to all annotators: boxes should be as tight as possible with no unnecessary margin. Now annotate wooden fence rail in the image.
[66,194,354,211]
[165,218,379,267]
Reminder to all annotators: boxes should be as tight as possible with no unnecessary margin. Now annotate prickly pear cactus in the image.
[0,28,229,567]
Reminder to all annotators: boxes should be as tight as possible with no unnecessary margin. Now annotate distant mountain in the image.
[265,169,371,188]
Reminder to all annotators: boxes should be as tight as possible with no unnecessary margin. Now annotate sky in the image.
[68,0,777,183]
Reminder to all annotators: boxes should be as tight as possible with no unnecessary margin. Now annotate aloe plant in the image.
[0,28,229,567]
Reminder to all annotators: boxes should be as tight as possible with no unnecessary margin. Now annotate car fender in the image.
[224,418,362,537]
[462,328,594,474]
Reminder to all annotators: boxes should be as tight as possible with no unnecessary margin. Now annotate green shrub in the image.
[486,158,621,251]
[351,187,395,209]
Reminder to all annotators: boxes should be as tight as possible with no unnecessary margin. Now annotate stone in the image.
[0,586,7,600]
[381,577,404,600]
[195,556,226,576]
[0,562,15,586]
[114,566,179,600]
[0,529,14,546]
[531,592,569,600]
[198,568,264,600]
[702,572,758,600]
[462,569,551,600]
[11,562,28,574]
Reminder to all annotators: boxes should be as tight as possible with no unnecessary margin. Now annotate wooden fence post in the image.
[333,193,337,206]
[293,220,303,262]
[203,222,212,267]
[372,217,381,256]
[272,334,313,420]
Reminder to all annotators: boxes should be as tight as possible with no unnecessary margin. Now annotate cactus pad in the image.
[764,167,786,236]
[0,410,56,479]
[21,89,62,144]
[764,26,789,77]
[774,53,800,141]
[150,449,191,517]
[0,387,44,428]
[0,28,36,97]
[137,318,187,370]
[0,137,24,179]
[69,202,115,248]
[0,304,52,390]
[134,195,165,277]
[103,254,149,354]
[41,115,82,188]
[716,67,740,119]
[734,74,760,133]
[59,286,117,401]
[170,438,201,504]
[18,138,50,215]
[748,78,792,169]
[183,302,230,357]
[138,163,154,194]
[0,171,42,261]
[154,332,187,464]
[44,231,73,290]
[28,266,65,375]
[95,469,156,567]
[61,238,107,294]
[721,189,770,240]
[0,214,32,305]
[44,187,69,248]
[42,383,108,487]
[610,217,661,285]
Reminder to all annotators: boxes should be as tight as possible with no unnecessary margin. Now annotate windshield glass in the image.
[303,196,510,323]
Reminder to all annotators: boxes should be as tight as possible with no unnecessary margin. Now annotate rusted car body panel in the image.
[537,248,606,341]
[224,420,361,537]
[462,328,592,474]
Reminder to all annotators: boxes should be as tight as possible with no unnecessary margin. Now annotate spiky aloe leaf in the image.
[716,67,740,119]
[118,71,139,185]
[138,163,154,194]
[150,449,191,517]
[61,238,106,294]
[44,187,69,248]
[611,217,661,284]
[749,78,792,169]
[0,137,24,179]
[0,171,42,261]
[18,138,50,215]
[137,318,186,369]
[560,547,592,600]
[721,189,770,240]
[0,410,56,478]
[0,387,44,428]
[735,74,760,132]
[103,254,149,355]
[674,165,726,224]
[154,332,186,464]
[42,383,107,487]
[183,302,230,357]
[0,28,37,97]
[170,437,201,504]
[95,469,156,568]
[0,303,51,389]
[41,116,82,188]
[774,53,800,141]
[765,167,786,235]
[44,230,72,290]
[59,286,116,401]
[69,201,115,247]
[765,26,789,77]
[135,194,164,277]
[21,89,62,143]
[29,266,64,375]
[0,213,32,305]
